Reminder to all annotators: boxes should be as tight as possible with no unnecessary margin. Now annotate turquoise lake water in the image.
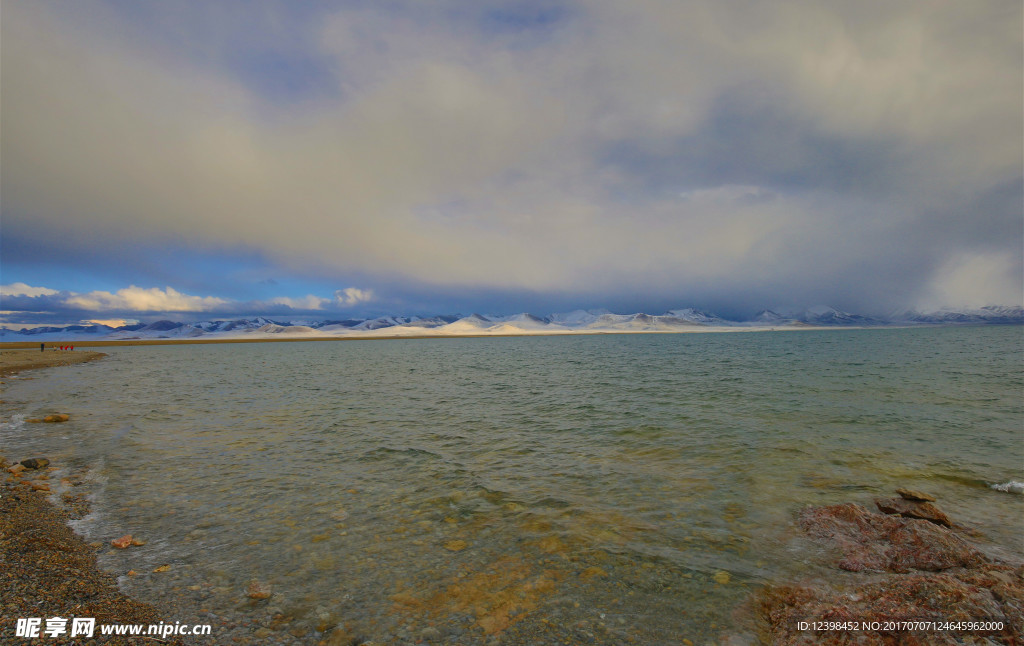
[1,326,1021,644]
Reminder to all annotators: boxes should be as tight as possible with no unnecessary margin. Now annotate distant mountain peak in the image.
[2,304,1020,340]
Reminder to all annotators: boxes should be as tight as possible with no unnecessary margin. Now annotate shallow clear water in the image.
[2,326,1022,644]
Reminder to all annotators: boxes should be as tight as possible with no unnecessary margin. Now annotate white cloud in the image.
[64,286,228,312]
[917,252,1022,311]
[334,288,374,306]
[87,318,138,328]
[1,283,60,297]
[269,295,328,310]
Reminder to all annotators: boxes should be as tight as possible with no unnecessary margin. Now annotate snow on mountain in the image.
[549,309,611,326]
[580,312,704,332]
[894,305,1024,324]
[753,306,882,326]
[663,308,730,325]
[352,316,417,330]
[433,314,496,335]
[754,309,792,324]
[491,313,551,328]
[1,305,1020,341]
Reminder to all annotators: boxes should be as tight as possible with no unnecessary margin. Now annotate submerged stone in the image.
[247,580,273,599]
[111,535,133,549]
[20,458,50,470]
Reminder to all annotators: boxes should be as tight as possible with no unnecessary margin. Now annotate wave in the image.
[990,481,1024,494]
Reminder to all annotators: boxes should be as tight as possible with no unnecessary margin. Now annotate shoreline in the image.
[0,348,108,377]
[0,456,186,645]
[0,324,889,349]
[0,352,184,643]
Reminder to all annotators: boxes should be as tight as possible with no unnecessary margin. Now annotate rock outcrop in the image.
[760,493,1023,644]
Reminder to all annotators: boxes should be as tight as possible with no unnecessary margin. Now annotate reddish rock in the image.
[761,502,1022,645]
[43,414,70,423]
[247,580,272,599]
[896,487,936,502]
[761,572,1020,645]
[111,535,133,549]
[798,503,981,573]
[875,497,953,527]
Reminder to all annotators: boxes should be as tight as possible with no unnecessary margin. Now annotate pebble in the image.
[247,580,273,600]
[111,534,134,548]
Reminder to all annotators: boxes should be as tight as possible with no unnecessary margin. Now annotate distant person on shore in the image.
[40,343,44,352]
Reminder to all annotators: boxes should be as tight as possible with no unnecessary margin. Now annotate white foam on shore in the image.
[990,481,1024,494]
[0,413,27,440]
[1,413,27,429]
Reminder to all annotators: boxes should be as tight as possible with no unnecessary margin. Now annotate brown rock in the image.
[875,497,953,527]
[896,487,936,502]
[111,535,134,549]
[130,537,146,546]
[443,539,468,552]
[247,580,272,599]
[323,626,355,646]
[20,458,50,470]
[8,464,26,474]
[761,573,1019,645]
[799,503,981,572]
[29,481,50,492]
[43,414,70,423]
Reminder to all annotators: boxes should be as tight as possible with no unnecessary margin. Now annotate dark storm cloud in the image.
[1,0,1020,323]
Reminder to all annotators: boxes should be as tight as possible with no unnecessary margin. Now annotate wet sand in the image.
[1,348,107,377]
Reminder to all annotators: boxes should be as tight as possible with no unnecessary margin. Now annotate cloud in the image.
[87,318,139,328]
[334,288,374,306]
[0,283,377,324]
[63,286,228,312]
[917,252,1023,311]
[1,283,60,297]
[268,295,328,310]
[1,1,1020,314]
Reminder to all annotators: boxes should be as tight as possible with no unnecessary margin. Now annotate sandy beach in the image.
[1,348,108,377]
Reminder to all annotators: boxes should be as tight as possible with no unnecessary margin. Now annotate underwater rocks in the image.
[19,457,50,469]
[760,492,1023,644]
[247,580,273,600]
[25,414,70,423]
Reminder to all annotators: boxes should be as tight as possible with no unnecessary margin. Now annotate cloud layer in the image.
[1,283,374,326]
[2,0,1021,318]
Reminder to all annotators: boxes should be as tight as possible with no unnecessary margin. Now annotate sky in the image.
[2,0,1021,327]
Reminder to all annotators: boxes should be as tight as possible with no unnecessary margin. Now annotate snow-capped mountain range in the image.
[1,305,1020,341]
